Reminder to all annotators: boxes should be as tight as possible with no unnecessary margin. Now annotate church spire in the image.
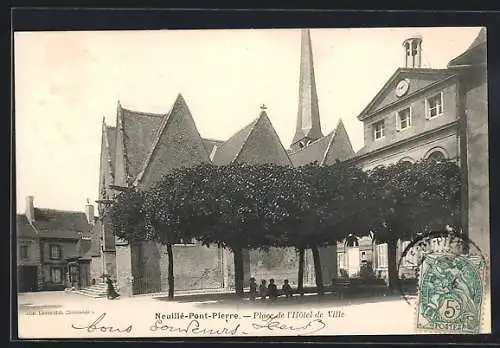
[291,28,324,150]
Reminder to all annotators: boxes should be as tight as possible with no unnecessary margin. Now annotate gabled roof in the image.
[212,110,292,167]
[32,209,92,239]
[212,118,259,165]
[202,138,224,157]
[448,28,487,68]
[357,68,455,121]
[16,215,37,238]
[134,94,211,187]
[118,104,164,182]
[289,119,354,167]
[289,132,331,167]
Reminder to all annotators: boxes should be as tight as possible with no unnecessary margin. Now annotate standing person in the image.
[106,276,119,300]
[259,280,267,300]
[249,277,257,301]
[267,279,278,300]
[282,279,293,298]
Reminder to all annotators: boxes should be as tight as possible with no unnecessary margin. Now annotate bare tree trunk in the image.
[233,246,244,297]
[387,238,398,294]
[297,247,305,296]
[311,246,324,294]
[167,242,174,300]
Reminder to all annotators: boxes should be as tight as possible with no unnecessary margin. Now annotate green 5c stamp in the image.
[417,253,485,334]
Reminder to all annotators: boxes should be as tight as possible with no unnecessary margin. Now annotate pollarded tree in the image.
[365,158,461,292]
[152,162,292,297]
[282,162,371,294]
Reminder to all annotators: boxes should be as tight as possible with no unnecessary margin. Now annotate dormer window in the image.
[396,107,412,131]
[425,92,444,119]
[373,120,385,140]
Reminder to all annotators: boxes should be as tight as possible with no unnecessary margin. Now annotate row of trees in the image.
[110,159,461,299]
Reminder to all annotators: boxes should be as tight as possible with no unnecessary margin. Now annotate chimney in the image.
[85,198,95,225]
[403,35,423,69]
[25,196,35,223]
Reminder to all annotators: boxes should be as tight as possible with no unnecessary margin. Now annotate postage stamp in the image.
[416,253,486,334]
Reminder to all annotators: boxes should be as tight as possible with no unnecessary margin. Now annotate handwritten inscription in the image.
[65,309,344,336]
[252,318,327,335]
[150,319,246,335]
[71,313,133,333]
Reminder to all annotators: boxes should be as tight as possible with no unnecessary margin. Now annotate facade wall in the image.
[102,250,116,278]
[39,238,78,289]
[115,244,134,297]
[249,247,300,287]
[373,72,453,113]
[359,130,458,171]
[90,255,103,283]
[159,243,224,291]
[363,80,458,154]
[464,70,489,260]
[17,237,40,267]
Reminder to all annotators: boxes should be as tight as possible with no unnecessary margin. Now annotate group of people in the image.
[249,277,294,300]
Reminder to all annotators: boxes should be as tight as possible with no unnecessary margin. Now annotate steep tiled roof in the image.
[289,119,355,167]
[202,138,224,157]
[32,209,92,239]
[212,118,259,165]
[468,27,486,51]
[289,133,331,167]
[16,214,37,238]
[120,107,164,180]
[212,111,292,167]
[448,28,487,67]
[133,94,211,187]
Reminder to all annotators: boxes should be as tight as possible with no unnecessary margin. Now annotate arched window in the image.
[428,151,445,163]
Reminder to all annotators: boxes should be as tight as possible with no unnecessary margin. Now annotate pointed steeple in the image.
[291,29,324,151]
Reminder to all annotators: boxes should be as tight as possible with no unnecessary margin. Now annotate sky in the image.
[14,27,482,214]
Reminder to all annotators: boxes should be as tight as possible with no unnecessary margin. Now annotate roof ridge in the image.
[260,112,294,167]
[232,113,263,163]
[117,102,131,184]
[103,121,115,181]
[133,97,178,185]
[320,123,339,166]
[357,68,455,120]
[120,105,166,118]
[134,93,209,185]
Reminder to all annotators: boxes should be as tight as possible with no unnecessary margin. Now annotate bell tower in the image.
[403,35,423,69]
[290,29,324,151]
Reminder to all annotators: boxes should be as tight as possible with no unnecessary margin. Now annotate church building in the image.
[90,27,487,296]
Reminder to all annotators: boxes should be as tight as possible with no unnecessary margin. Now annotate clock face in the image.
[395,79,410,97]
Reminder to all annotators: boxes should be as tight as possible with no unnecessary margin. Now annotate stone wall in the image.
[115,243,133,297]
[90,255,102,283]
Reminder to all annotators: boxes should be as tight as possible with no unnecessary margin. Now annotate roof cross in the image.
[260,104,267,111]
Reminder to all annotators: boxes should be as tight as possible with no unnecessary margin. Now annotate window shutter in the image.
[395,112,400,131]
[424,99,430,120]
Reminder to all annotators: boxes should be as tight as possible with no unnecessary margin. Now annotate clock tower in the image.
[290,29,324,151]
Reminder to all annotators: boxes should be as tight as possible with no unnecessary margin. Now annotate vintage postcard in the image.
[14,27,490,339]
